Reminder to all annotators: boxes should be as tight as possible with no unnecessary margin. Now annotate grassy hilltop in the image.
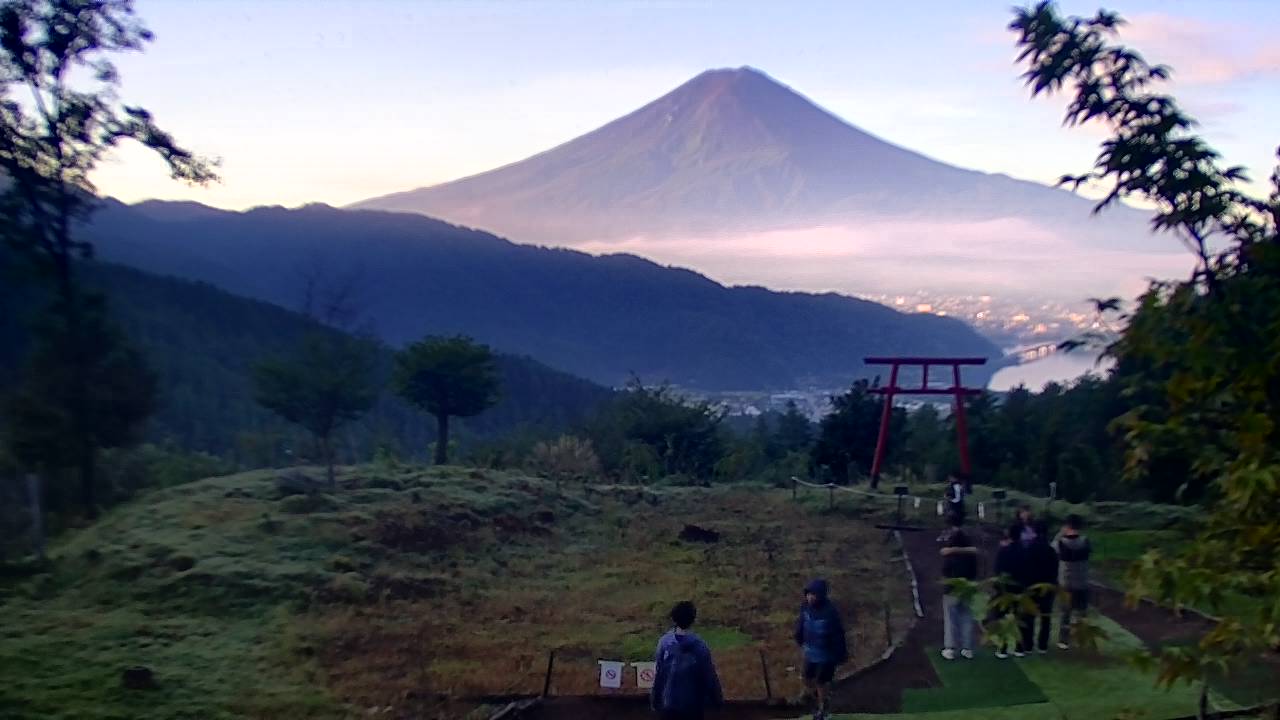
[0,467,908,720]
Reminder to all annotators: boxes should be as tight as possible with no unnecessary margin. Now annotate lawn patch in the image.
[900,649,1046,713]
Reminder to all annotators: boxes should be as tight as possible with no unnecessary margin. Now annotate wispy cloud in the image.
[1121,13,1280,85]
[577,218,1193,301]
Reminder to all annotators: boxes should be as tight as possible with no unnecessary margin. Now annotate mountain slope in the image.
[0,252,611,460]
[81,200,1001,390]
[351,66,1156,251]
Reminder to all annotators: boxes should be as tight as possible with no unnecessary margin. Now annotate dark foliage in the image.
[0,255,613,467]
[812,380,904,484]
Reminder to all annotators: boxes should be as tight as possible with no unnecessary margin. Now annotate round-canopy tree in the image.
[393,336,500,465]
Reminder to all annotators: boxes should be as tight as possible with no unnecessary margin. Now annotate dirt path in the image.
[520,696,795,719]
[825,525,1007,714]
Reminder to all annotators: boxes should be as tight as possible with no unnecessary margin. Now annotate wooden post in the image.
[828,484,834,510]
[953,364,972,476]
[541,650,555,698]
[792,476,797,501]
[759,650,772,701]
[869,364,901,488]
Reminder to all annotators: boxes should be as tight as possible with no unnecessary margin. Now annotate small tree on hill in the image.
[1012,2,1280,713]
[253,332,377,488]
[393,336,500,465]
[0,0,216,517]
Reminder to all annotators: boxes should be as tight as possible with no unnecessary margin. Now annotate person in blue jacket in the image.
[651,601,723,720]
[794,578,849,720]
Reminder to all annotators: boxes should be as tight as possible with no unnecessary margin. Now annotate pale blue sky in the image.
[94,0,1280,210]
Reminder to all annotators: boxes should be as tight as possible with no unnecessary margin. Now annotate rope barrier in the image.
[792,476,919,503]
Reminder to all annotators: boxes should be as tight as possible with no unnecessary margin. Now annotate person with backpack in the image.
[989,523,1025,658]
[1020,519,1060,654]
[794,578,849,720]
[651,601,724,720]
[938,515,979,660]
[1054,514,1093,649]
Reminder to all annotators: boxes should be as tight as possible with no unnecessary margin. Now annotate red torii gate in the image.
[865,356,987,488]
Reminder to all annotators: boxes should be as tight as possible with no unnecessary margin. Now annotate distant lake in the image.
[988,351,1112,391]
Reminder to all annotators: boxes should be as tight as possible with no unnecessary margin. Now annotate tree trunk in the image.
[26,473,46,561]
[434,413,450,465]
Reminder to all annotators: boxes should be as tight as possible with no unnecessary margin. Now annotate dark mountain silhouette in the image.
[351,66,1156,251]
[0,250,611,460]
[82,200,1001,390]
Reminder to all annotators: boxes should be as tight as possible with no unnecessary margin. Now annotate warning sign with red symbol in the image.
[598,660,624,689]
[632,662,657,689]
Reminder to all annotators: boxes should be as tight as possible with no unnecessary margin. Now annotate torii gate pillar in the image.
[865,357,987,488]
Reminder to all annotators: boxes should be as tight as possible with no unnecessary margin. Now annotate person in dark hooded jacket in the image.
[1019,520,1060,654]
[794,579,849,720]
[988,523,1025,658]
[651,601,723,720]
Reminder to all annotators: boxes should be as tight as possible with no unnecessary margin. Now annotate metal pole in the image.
[828,484,834,510]
[869,363,900,487]
[792,476,797,501]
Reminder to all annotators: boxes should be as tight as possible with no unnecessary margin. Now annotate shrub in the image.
[528,435,602,486]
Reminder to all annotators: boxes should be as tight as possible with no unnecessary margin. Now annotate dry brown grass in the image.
[307,484,912,716]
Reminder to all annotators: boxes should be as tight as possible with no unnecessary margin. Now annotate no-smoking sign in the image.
[632,661,657,689]
[598,660,624,689]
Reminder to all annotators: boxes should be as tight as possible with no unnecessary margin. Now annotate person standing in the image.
[1054,514,1093,649]
[794,579,849,720]
[1017,506,1038,548]
[1020,520,1059,654]
[945,473,967,524]
[989,523,1025,659]
[939,515,979,660]
[651,601,724,720]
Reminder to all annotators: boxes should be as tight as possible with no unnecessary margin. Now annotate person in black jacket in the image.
[1020,520,1060,654]
[988,523,1025,659]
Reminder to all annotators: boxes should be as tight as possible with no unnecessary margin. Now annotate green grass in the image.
[616,626,754,661]
[0,465,582,719]
[901,648,1047,712]
[828,614,1237,720]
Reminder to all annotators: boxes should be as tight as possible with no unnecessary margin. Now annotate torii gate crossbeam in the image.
[864,356,988,487]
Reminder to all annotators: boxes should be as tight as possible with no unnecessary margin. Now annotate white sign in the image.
[598,660,624,689]
[936,500,944,516]
[632,661,656,689]
[913,496,921,509]
[978,502,986,519]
